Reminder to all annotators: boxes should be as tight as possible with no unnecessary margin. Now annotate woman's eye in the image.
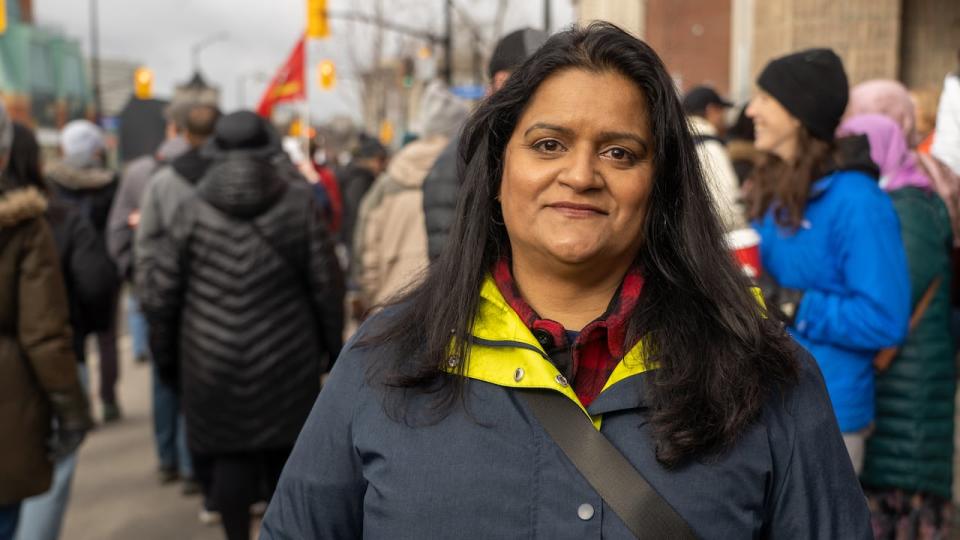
[532,139,564,153]
[601,147,636,163]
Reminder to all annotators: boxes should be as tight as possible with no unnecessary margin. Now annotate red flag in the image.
[257,36,306,117]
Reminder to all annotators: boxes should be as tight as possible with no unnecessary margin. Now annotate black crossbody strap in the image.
[519,390,698,539]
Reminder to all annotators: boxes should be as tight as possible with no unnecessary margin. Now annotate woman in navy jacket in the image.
[747,49,910,474]
[262,24,871,539]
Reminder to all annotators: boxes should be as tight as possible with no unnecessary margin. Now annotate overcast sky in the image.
[33,0,575,122]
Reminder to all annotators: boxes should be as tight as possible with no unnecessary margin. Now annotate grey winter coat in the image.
[134,148,210,302]
[106,137,189,278]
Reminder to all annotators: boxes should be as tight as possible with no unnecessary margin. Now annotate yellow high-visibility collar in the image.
[445,275,652,429]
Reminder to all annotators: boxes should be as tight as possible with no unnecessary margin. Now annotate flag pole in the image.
[301,34,311,164]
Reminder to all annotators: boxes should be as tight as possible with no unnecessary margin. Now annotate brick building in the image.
[575,0,732,95]
[575,0,960,106]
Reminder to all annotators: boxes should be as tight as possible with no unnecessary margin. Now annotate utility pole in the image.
[543,0,551,33]
[90,0,102,123]
[443,0,453,84]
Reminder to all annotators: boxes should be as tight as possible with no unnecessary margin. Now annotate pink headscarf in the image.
[847,79,918,147]
[837,114,932,193]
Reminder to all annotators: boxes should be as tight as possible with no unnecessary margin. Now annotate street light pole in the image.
[544,0,551,33]
[191,32,229,74]
[90,0,102,123]
[236,71,269,110]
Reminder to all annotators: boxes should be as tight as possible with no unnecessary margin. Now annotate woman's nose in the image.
[557,148,602,191]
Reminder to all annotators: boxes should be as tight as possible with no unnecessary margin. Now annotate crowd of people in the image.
[0,20,959,540]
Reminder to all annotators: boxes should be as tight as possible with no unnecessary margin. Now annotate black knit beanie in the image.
[757,48,849,141]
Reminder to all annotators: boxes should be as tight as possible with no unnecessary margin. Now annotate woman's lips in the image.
[547,202,608,218]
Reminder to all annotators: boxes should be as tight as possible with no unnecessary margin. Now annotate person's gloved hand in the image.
[756,273,804,327]
[48,427,87,462]
[47,390,94,461]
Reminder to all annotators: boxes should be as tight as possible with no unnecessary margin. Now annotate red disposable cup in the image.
[725,228,762,279]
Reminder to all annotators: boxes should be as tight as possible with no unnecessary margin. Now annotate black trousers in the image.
[192,447,291,540]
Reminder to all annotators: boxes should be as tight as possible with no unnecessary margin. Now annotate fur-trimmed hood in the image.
[0,186,47,228]
[45,161,114,191]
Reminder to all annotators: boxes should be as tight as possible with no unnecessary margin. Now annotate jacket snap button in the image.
[447,356,460,368]
[577,503,594,521]
[555,374,568,387]
[514,368,525,382]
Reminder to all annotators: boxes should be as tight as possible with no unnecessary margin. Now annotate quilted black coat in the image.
[141,150,345,455]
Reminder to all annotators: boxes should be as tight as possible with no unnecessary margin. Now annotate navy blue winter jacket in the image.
[261,278,871,539]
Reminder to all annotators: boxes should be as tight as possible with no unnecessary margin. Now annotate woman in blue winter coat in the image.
[262,24,871,539]
[747,49,911,474]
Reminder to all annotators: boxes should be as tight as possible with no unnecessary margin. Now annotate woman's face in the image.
[746,91,802,161]
[500,68,654,270]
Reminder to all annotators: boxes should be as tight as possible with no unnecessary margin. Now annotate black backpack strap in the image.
[519,389,698,539]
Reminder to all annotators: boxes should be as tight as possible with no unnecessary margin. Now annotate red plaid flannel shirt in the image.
[491,259,645,407]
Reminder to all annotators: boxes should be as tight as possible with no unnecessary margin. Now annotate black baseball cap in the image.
[682,85,734,115]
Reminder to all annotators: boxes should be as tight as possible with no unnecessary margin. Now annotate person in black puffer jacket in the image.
[139,111,344,540]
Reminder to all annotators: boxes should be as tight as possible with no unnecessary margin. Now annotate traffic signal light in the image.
[379,120,394,145]
[307,0,329,39]
[134,67,154,99]
[0,1,7,35]
[318,60,336,90]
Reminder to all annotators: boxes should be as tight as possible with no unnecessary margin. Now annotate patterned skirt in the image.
[864,487,953,540]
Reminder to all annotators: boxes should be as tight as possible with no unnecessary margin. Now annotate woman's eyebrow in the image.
[597,130,649,150]
[522,123,649,151]
[523,122,574,138]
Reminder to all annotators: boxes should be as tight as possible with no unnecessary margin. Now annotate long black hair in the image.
[365,22,798,467]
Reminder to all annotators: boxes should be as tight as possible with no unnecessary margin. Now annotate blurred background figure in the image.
[45,120,122,424]
[726,105,759,186]
[4,122,112,540]
[353,82,468,317]
[932,50,960,178]
[838,112,955,539]
[912,87,941,155]
[747,48,911,473]
[107,103,191,366]
[309,135,344,235]
[682,85,744,231]
[337,134,387,255]
[0,103,93,540]
[848,79,960,246]
[139,111,344,540]
[422,27,548,262]
[134,103,221,497]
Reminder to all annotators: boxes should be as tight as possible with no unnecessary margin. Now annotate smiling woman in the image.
[261,23,872,539]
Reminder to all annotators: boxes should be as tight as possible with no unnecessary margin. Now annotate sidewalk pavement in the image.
[61,332,220,540]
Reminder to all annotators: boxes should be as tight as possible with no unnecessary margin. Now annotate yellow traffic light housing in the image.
[318,60,336,90]
[379,120,394,146]
[134,67,154,99]
[307,0,330,39]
